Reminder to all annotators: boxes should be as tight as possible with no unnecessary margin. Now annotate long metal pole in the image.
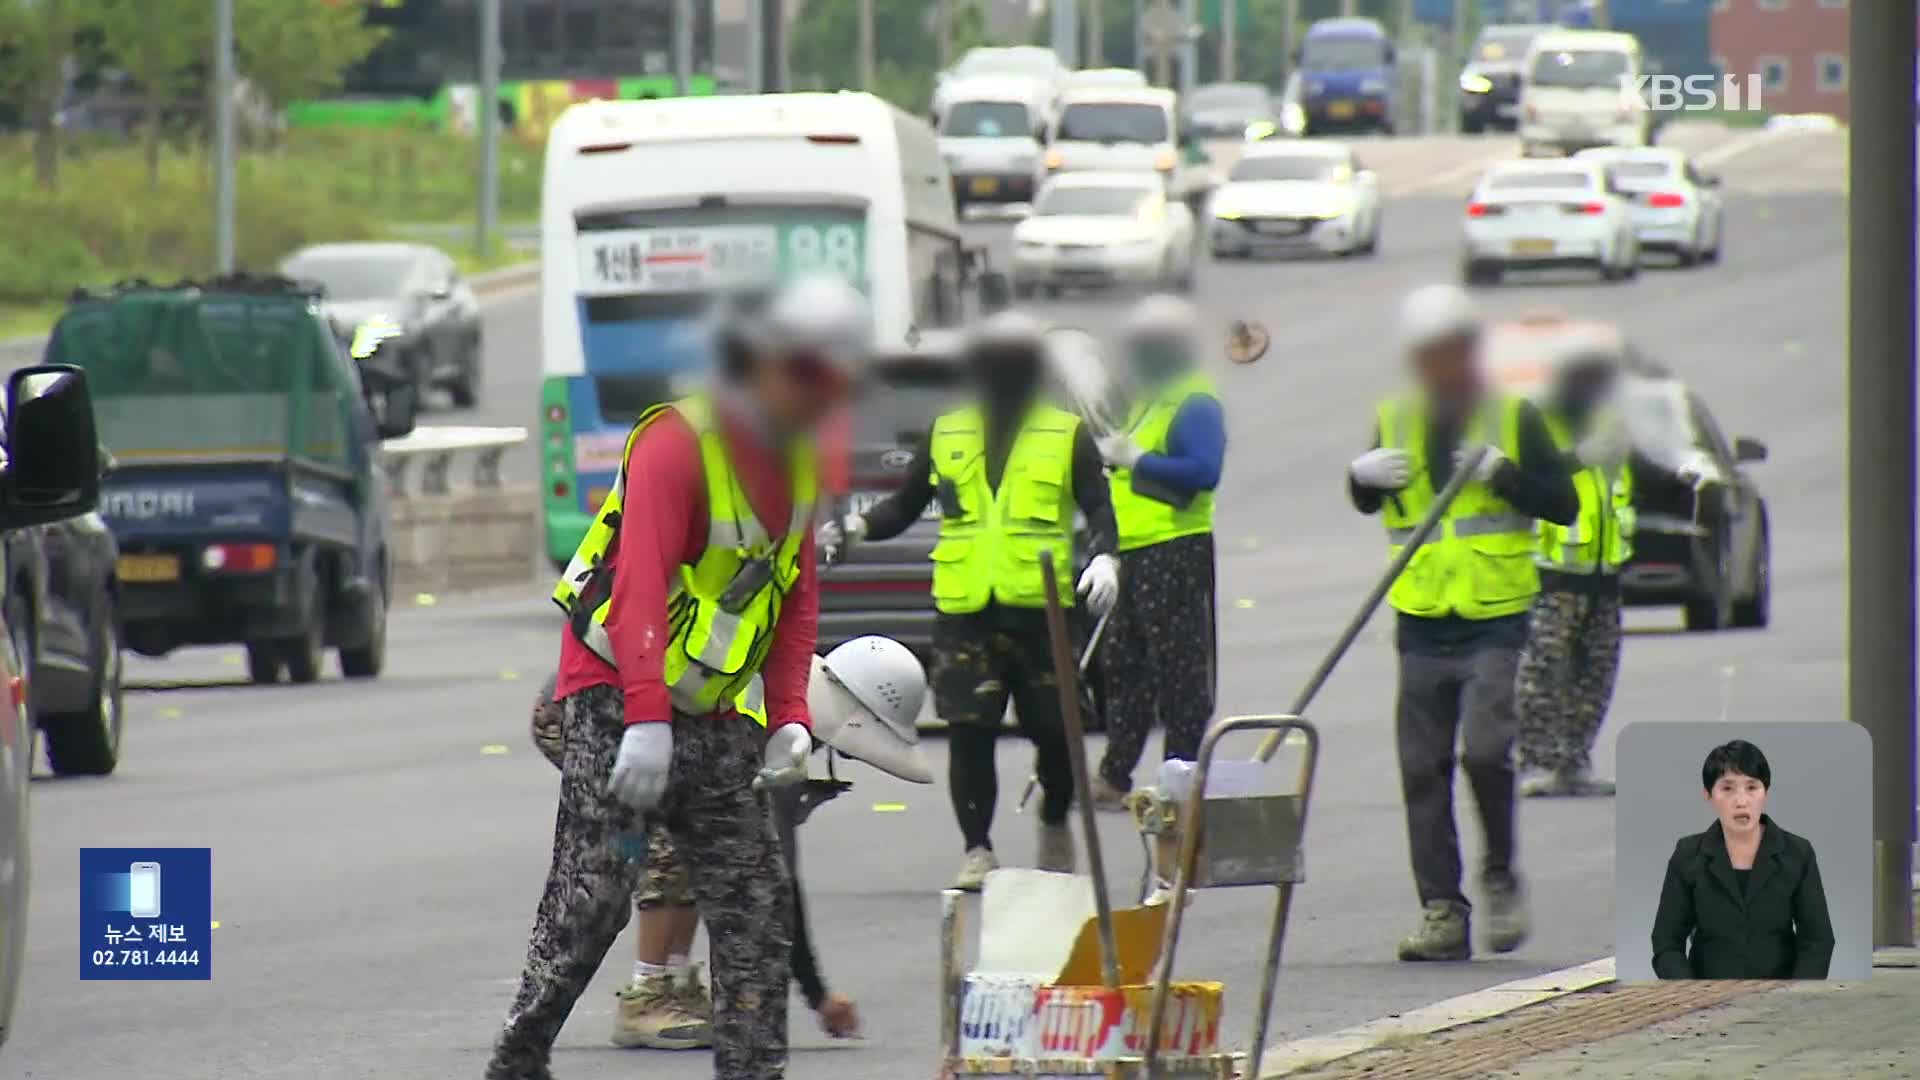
[936,0,952,69]
[1280,0,1295,84]
[212,0,235,273]
[1088,0,1104,66]
[1220,0,1235,82]
[744,0,764,94]
[477,0,500,257]
[1134,0,1145,70]
[673,0,694,96]
[1850,0,1917,950]
[857,0,874,90]
[1177,0,1196,98]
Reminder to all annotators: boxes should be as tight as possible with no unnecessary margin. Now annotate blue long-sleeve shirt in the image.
[1129,394,1225,498]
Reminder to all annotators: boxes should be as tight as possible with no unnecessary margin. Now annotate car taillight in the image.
[201,543,276,573]
[1565,201,1606,215]
[1467,202,1502,217]
[1647,192,1685,208]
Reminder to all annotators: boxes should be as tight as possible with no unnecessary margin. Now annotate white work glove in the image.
[1095,431,1144,469]
[1349,447,1411,491]
[755,724,813,790]
[816,512,866,560]
[1077,553,1120,615]
[607,723,674,811]
[1453,443,1509,483]
[1675,451,1720,490]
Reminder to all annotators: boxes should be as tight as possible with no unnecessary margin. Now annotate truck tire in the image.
[338,578,386,679]
[282,571,326,685]
[42,597,123,777]
[246,644,281,684]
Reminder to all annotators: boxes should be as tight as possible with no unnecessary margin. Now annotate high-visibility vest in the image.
[927,403,1081,614]
[551,395,817,717]
[1108,370,1219,553]
[1377,393,1539,621]
[1538,412,1635,573]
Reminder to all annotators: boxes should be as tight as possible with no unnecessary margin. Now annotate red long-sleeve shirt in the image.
[553,406,818,732]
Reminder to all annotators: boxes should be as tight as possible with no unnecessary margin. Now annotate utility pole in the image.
[858,0,874,89]
[936,0,952,69]
[1051,0,1079,69]
[673,0,694,96]
[1134,0,1145,71]
[1221,0,1235,82]
[1340,0,1356,16]
[1178,0,1196,96]
[1088,0,1104,67]
[1280,0,1296,83]
[1850,0,1918,950]
[477,0,500,257]
[745,0,764,93]
[212,0,235,273]
[1452,0,1470,131]
[1144,0,1178,87]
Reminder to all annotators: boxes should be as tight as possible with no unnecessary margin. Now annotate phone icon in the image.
[128,862,161,919]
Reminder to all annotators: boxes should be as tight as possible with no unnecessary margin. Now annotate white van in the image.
[536,92,984,565]
[937,75,1052,211]
[1045,86,1204,201]
[1518,30,1649,156]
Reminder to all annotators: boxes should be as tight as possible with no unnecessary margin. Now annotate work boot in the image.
[610,973,713,1049]
[1521,765,1616,798]
[1482,871,1531,954]
[1090,775,1130,812]
[484,1062,553,1080]
[673,963,713,1020]
[1396,900,1471,962]
[953,846,999,891]
[1036,821,1076,873]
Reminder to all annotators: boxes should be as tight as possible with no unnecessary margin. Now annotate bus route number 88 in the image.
[786,224,861,281]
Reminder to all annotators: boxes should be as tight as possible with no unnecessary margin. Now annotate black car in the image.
[0,364,109,1051]
[3,510,122,777]
[1617,371,1771,632]
[1458,23,1550,134]
[1181,82,1276,140]
[280,241,484,410]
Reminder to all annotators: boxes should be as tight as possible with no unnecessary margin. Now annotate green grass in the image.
[0,128,543,324]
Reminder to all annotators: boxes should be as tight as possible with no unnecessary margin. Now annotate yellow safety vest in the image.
[1538,412,1635,574]
[1108,370,1219,553]
[927,403,1081,614]
[551,395,817,718]
[1377,393,1539,621]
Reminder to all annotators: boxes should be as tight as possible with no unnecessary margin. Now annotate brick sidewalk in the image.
[1287,952,1919,1080]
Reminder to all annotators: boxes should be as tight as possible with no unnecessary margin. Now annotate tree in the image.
[94,0,210,188]
[234,0,387,116]
[0,0,90,190]
[791,0,995,114]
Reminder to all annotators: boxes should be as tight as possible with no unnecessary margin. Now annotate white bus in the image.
[537,91,978,565]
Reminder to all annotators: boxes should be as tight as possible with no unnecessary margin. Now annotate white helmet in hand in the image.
[808,636,934,784]
[758,273,875,376]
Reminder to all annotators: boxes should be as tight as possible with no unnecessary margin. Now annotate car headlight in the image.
[1245,119,1277,141]
[1213,208,1242,220]
[1460,73,1493,95]
[1281,103,1307,134]
[1360,77,1388,95]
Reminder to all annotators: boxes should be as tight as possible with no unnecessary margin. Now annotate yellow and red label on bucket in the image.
[1030,981,1225,1060]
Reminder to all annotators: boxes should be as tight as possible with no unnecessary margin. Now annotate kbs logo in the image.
[1622,74,1765,113]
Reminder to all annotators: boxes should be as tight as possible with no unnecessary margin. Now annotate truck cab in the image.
[41,275,418,684]
[1296,17,1399,136]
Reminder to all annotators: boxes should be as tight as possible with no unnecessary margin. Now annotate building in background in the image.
[1709,0,1858,121]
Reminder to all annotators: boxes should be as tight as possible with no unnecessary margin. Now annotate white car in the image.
[1517,30,1650,155]
[1066,68,1148,93]
[1462,158,1639,285]
[933,46,1067,121]
[1012,172,1196,296]
[1574,146,1725,266]
[1044,87,1207,203]
[937,75,1051,211]
[1207,141,1381,258]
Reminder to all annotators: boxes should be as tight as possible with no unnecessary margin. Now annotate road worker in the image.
[488,274,871,1080]
[528,635,934,1052]
[1516,342,1634,798]
[1088,294,1227,813]
[818,309,1120,891]
[1346,284,1578,963]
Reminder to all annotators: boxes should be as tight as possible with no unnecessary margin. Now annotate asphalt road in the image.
[9,127,1852,1079]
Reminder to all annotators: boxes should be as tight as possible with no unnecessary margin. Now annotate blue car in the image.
[1296,17,1399,136]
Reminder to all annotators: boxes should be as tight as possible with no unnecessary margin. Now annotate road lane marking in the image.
[1695,128,1791,168]
[481,744,510,755]
[1256,956,1617,1077]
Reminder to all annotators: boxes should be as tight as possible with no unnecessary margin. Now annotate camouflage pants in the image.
[933,609,1076,846]
[490,686,792,1080]
[1514,588,1623,774]
[1098,534,1217,792]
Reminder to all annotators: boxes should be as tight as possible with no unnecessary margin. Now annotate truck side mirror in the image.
[3,364,101,528]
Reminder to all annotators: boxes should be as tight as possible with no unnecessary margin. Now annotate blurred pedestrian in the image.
[1346,284,1577,962]
[487,274,870,1080]
[1516,342,1633,798]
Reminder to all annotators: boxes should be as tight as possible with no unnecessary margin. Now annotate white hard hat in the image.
[808,637,934,784]
[1398,284,1480,351]
[1123,293,1200,339]
[759,273,874,372]
[972,308,1046,349]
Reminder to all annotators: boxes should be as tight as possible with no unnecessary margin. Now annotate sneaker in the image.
[1396,900,1471,962]
[1521,766,1616,798]
[673,962,713,1020]
[484,1058,554,1080]
[953,846,999,891]
[1483,872,1531,954]
[1090,775,1130,812]
[610,973,713,1049]
[1142,877,1196,908]
[1036,822,1076,873]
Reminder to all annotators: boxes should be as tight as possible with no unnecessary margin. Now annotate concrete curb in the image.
[1257,957,1617,1077]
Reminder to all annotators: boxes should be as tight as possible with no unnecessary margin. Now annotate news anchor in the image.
[1650,740,1834,980]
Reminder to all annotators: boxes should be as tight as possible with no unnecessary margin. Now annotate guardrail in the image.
[381,424,527,496]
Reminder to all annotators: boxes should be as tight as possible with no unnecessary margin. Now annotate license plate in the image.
[849,491,941,521]
[1255,220,1304,236]
[574,225,778,296]
[970,176,999,196]
[1328,101,1356,120]
[117,554,180,583]
[1510,238,1556,255]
